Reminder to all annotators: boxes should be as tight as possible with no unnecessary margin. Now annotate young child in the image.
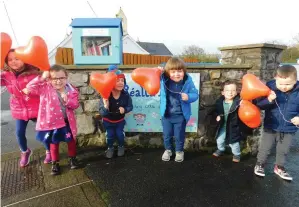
[0,49,51,167]
[160,57,199,162]
[99,65,133,158]
[254,65,299,181]
[25,64,80,175]
[212,80,244,163]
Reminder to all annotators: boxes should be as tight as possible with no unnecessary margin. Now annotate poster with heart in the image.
[124,73,200,132]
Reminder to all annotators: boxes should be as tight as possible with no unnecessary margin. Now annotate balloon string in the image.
[163,82,183,94]
[274,99,299,128]
[236,99,299,129]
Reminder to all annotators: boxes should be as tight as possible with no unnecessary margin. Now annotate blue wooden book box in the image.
[70,18,123,65]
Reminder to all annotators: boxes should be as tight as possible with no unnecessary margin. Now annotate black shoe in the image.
[51,161,60,175]
[69,157,80,169]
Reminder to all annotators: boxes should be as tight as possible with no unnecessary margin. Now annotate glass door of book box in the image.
[81,36,112,56]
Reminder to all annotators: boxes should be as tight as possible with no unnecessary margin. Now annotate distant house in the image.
[137,42,173,56]
[48,8,172,65]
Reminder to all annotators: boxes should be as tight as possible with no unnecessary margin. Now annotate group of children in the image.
[213,64,299,181]
[1,50,298,181]
[1,50,80,175]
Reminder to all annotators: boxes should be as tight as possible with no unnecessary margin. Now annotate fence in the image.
[54,47,198,65]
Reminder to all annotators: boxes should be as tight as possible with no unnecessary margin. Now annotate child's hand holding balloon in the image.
[291,116,299,126]
[267,91,277,102]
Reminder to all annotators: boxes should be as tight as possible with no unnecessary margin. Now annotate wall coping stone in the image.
[63,64,253,71]
[218,43,287,51]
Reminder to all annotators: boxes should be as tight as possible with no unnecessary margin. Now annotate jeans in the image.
[162,115,187,152]
[216,127,240,156]
[103,120,126,148]
[16,119,50,152]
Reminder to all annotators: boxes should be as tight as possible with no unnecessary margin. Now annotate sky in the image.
[1,0,299,55]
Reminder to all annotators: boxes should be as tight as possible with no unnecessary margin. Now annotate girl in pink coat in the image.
[0,49,50,167]
[26,64,80,175]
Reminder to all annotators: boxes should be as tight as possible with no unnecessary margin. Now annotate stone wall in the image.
[65,43,286,155]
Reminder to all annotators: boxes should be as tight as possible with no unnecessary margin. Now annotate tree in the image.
[180,45,220,63]
[293,33,299,44]
[181,45,205,58]
[267,35,299,63]
[281,46,299,63]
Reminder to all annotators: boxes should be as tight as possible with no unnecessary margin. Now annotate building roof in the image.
[70,18,122,28]
[137,42,173,56]
[48,33,72,59]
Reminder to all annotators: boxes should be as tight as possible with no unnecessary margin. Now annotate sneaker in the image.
[51,162,60,176]
[117,146,125,157]
[232,155,241,163]
[20,148,32,167]
[213,149,224,157]
[162,150,172,161]
[44,152,52,164]
[254,163,265,177]
[106,148,114,159]
[175,151,184,162]
[69,157,80,169]
[274,165,293,181]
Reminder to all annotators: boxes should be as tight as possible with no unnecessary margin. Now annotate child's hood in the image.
[65,83,80,96]
[65,83,76,92]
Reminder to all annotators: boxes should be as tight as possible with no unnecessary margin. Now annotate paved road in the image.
[1,91,40,154]
[85,139,299,207]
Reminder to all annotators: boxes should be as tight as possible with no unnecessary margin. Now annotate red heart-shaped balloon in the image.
[1,32,12,69]
[15,36,50,71]
[131,68,162,95]
[238,100,261,128]
[240,74,271,101]
[90,72,117,99]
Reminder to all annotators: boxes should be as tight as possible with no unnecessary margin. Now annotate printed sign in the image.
[82,28,109,36]
[124,73,200,132]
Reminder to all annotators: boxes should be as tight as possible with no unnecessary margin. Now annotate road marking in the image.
[4,180,93,207]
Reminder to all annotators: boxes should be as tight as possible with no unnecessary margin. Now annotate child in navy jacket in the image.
[99,65,133,158]
[254,65,299,181]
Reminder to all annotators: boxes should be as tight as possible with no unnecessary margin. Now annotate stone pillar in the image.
[219,43,287,155]
[219,43,287,81]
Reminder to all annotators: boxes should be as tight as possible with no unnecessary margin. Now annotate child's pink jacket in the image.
[0,66,40,120]
[26,76,79,138]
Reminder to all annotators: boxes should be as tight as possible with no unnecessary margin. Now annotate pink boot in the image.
[44,151,52,164]
[20,148,32,167]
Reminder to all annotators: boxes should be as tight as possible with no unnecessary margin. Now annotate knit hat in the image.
[107,65,125,80]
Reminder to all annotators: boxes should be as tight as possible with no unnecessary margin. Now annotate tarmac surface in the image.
[85,139,299,207]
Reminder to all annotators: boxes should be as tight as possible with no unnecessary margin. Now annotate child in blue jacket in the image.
[254,65,299,181]
[160,57,199,162]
